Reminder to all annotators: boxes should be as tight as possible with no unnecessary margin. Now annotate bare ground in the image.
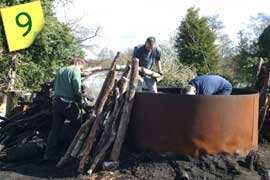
[0,143,270,180]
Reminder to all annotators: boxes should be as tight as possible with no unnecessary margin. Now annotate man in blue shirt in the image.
[132,37,163,93]
[182,75,232,95]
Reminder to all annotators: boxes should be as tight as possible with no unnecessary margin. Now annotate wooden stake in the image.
[78,53,120,173]
[110,59,139,161]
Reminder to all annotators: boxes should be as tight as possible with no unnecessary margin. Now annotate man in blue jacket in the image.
[182,75,232,95]
[132,37,163,93]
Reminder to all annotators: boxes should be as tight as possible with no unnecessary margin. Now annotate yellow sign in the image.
[0,1,45,52]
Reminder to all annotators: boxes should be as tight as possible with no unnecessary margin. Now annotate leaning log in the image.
[94,52,119,110]
[87,119,117,175]
[87,89,120,175]
[56,113,96,168]
[95,88,120,152]
[110,59,139,161]
[70,115,96,158]
[118,63,131,95]
[78,54,119,173]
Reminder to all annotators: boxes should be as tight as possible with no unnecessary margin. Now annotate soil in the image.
[0,143,270,180]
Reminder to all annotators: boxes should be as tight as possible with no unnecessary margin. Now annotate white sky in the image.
[54,0,270,57]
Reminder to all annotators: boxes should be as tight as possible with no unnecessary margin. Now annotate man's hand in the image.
[158,71,164,76]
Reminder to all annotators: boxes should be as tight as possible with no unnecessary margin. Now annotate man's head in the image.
[145,36,156,51]
[70,58,86,71]
[181,85,196,95]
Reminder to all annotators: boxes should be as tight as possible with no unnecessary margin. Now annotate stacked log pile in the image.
[0,81,54,158]
[56,52,140,175]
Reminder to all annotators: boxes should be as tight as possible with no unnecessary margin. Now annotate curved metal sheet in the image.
[128,88,259,156]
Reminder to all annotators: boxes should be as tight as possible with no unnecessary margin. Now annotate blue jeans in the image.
[137,76,157,93]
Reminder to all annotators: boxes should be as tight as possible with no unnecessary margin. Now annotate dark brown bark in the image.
[94,88,120,152]
[87,120,117,175]
[118,63,131,95]
[94,52,119,109]
[110,59,139,161]
[78,53,120,173]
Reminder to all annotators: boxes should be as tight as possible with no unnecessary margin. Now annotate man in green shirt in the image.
[43,58,85,161]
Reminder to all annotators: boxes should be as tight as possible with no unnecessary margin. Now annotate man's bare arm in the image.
[155,60,163,75]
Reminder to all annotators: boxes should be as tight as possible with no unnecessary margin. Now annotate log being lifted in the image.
[138,66,163,82]
[110,59,139,161]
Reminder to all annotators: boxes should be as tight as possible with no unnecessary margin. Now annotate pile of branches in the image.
[0,52,162,173]
[56,52,140,175]
[0,82,54,158]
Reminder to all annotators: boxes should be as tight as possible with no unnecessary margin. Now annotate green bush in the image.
[158,41,197,87]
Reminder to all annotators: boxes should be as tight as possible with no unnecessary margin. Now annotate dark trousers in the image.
[44,97,80,159]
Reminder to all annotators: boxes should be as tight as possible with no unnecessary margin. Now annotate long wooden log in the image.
[70,116,97,158]
[87,119,117,175]
[86,89,121,174]
[78,55,119,173]
[70,101,113,158]
[118,63,131,95]
[89,65,131,156]
[110,59,139,161]
[95,88,120,151]
[94,52,119,110]
[78,78,115,172]
[82,65,127,79]
[87,87,127,175]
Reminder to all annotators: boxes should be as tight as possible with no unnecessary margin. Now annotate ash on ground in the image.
[0,144,270,180]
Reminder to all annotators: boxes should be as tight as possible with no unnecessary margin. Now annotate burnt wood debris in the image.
[0,52,163,175]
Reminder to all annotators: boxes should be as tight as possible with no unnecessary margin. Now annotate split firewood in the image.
[110,59,139,161]
[138,66,163,82]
